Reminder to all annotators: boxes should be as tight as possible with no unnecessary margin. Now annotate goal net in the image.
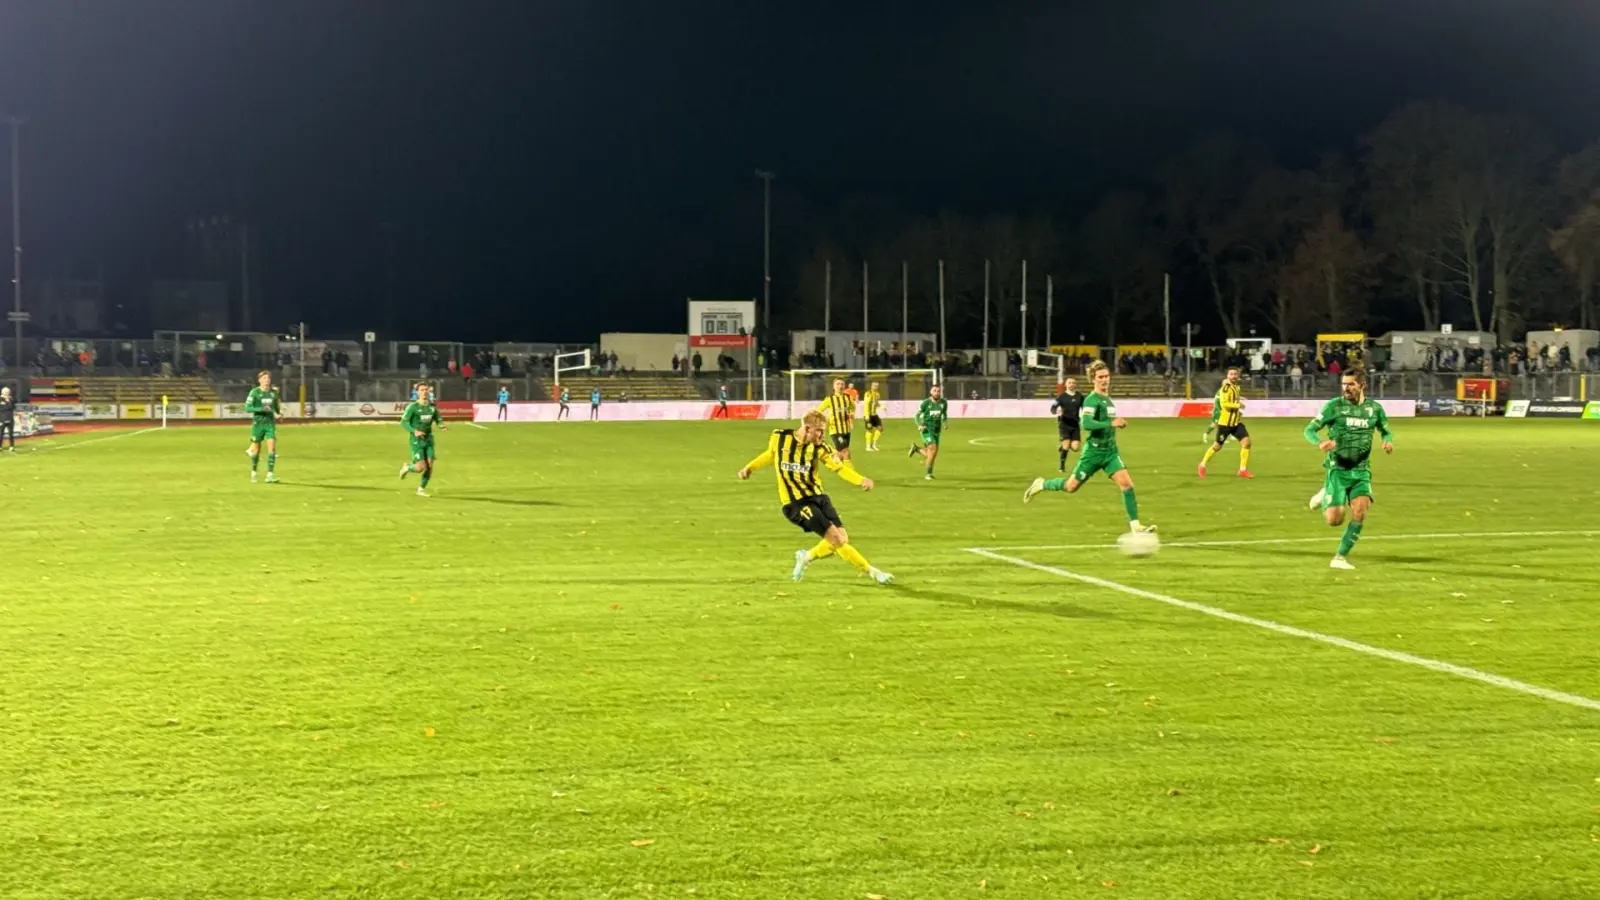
[1024,350,1068,390]
[785,368,942,419]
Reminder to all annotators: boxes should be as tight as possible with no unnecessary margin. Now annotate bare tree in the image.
[1549,143,1600,330]
[1157,133,1272,335]
[1276,211,1375,335]
[1080,191,1162,345]
[1480,116,1556,340]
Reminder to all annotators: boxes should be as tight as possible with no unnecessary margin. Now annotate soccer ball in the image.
[1117,531,1160,558]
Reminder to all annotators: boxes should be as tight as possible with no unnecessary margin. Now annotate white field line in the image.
[466,422,490,430]
[965,547,1600,713]
[974,529,1600,552]
[27,426,163,453]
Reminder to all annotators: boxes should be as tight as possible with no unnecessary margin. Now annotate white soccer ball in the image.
[1117,531,1160,558]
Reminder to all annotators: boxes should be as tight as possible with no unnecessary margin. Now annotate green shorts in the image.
[920,429,941,446]
[410,436,436,463]
[1072,447,1126,482]
[1322,466,1372,508]
[250,419,276,443]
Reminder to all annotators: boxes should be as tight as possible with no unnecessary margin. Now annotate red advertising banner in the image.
[689,334,754,348]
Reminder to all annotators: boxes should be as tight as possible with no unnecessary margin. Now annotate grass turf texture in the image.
[4,417,1599,899]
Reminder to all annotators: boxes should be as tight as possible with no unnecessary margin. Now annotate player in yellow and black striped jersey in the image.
[814,378,856,460]
[862,382,884,451]
[1199,366,1253,479]
[739,410,893,584]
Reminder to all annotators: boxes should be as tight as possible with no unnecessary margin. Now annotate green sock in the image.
[267,453,276,472]
[925,465,933,475]
[1043,477,1067,491]
[1337,521,1363,556]
[420,467,432,488]
[251,452,259,471]
[1122,487,1139,522]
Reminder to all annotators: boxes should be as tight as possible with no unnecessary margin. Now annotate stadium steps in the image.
[547,376,707,401]
[78,377,223,404]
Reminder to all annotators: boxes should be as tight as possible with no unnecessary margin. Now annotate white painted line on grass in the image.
[29,427,163,453]
[965,547,1600,713]
[967,436,997,446]
[974,529,1600,552]
[466,422,490,430]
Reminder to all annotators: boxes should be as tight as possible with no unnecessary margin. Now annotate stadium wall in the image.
[471,398,1421,423]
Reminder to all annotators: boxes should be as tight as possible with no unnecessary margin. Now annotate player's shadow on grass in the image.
[889,584,1114,621]
[284,482,562,507]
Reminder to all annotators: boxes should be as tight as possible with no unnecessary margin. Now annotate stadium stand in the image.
[78,376,222,405]
[1024,375,1267,399]
[546,376,707,401]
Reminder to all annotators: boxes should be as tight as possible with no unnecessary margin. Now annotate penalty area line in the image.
[965,547,1600,714]
[465,422,491,430]
[974,529,1600,552]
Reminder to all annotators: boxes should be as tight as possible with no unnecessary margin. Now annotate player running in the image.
[738,410,893,585]
[713,383,730,419]
[1202,388,1221,444]
[815,378,855,462]
[398,383,449,496]
[1199,367,1253,478]
[1023,361,1156,534]
[1050,376,1083,472]
[862,382,884,451]
[1303,368,1393,570]
[244,370,281,483]
[908,384,949,480]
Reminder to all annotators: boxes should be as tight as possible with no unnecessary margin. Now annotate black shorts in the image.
[783,495,843,537]
[867,414,882,429]
[1057,421,1080,442]
[1214,423,1250,443]
[830,433,851,452]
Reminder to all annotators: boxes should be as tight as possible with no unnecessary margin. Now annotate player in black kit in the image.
[0,386,16,450]
[1049,376,1083,471]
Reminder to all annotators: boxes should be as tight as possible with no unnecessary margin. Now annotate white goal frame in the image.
[553,349,592,386]
[785,368,942,419]
[1024,349,1067,384]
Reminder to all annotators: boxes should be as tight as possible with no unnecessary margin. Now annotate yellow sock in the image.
[1201,446,1218,467]
[835,543,872,574]
[807,540,835,561]
[1240,447,1251,470]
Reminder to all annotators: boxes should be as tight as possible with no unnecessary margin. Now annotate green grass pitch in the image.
[4,416,1599,899]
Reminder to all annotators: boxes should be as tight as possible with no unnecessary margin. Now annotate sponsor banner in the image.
[1505,400,1529,418]
[688,334,754,349]
[476,398,1418,422]
[28,402,86,418]
[1585,401,1600,420]
[84,403,119,420]
[163,403,191,420]
[1523,400,1587,419]
[309,399,477,419]
[121,402,151,419]
[191,402,219,419]
[1177,401,1212,419]
[1415,396,1494,416]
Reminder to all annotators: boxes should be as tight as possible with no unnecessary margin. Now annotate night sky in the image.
[2,0,1599,342]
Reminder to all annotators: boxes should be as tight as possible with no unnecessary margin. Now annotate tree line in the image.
[786,101,1600,349]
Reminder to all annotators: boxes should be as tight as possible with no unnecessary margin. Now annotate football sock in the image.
[1122,487,1140,522]
[251,452,260,471]
[1239,447,1251,470]
[1337,521,1363,556]
[266,452,276,472]
[835,543,871,574]
[1042,477,1067,491]
[807,540,835,562]
[925,465,933,476]
[420,466,432,488]
[1059,448,1069,466]
[1201,446,1218,467]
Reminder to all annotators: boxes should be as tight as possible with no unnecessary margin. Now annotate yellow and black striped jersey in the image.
[1218,382,1244,427]
[815,392,854,435]
[744,429,864,507]
[863,391,881,418]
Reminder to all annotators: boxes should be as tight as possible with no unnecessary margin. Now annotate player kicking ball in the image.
[398,383,448,496]
[739,410,893,585]
[244,370,281,483]
[1303,368,1393,569]
[1023,361,1155,534]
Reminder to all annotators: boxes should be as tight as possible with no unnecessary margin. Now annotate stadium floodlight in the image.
[553,349,592,386]
[785,367,941,419]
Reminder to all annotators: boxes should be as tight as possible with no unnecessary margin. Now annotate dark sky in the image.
[2,0,1599,341]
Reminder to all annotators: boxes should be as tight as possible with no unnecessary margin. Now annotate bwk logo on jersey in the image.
[1344,416,1370,428]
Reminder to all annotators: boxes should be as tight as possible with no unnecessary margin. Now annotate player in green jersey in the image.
[907,384,949,480]
[398,383,449,496]
[243,370,281,483]
[1023,361,1155,533]
[1202,387,1222,443]
[1303,368,1394,570]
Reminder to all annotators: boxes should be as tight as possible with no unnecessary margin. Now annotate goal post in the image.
[1024,349,1067,387]
[785,368,941,419]
[553,349,592,386]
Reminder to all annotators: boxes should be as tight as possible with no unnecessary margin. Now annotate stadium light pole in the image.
[7,116,24,368]
[1182,322,1201,400]
[756,169,774,346]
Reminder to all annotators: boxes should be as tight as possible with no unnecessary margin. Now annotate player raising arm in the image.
[398,383,449,496]
[244,370,281,483]
[1023,361,1155,534]
[1303,368,1393,569]
[739,410,893,585]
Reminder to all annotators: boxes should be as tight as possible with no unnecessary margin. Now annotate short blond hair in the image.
[802,410,827,430]
[1086,360,1109,376]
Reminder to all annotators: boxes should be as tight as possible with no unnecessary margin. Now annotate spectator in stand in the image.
[462,360,475,387]
[1327,358,1342,378]
[692,352,703,375]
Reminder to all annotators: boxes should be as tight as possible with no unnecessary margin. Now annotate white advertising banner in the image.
[475,398,1417,423]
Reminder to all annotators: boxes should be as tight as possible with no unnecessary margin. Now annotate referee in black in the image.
[1050,376,1083,471]
[0,386,16,451]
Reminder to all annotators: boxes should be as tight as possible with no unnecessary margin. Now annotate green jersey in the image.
[244,386,280,421]
[1303,395,1393,471]
[1078,391,1119,453]
[915,397,950,433]
[401,400,444,439]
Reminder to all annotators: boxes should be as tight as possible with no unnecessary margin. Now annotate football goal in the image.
[553,349,592,386]
[785,368,942,419]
